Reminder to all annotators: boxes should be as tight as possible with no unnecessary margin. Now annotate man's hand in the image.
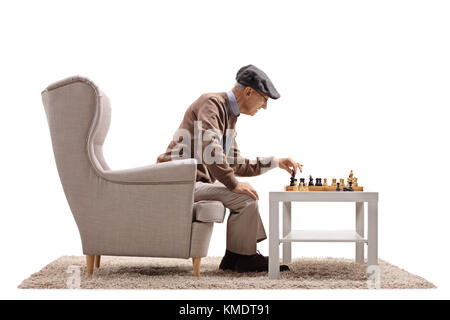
[278,157,303,175]
[232,182,259,200]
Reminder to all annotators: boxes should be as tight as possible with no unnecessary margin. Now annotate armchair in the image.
[41,76,225,276]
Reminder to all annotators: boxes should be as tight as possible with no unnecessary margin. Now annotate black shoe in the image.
[219,250,242,271]
[235,251,290,273]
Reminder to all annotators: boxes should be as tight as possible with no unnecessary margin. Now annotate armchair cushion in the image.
[193,200,226,223]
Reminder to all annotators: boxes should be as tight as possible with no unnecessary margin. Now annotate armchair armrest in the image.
[101,158,197,184]
[80,158,198,258]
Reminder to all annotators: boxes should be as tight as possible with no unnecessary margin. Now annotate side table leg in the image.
[269,200,280,279]
[367,200,378,266]
[367,200,379,288]
[283,201,292,264]
[355,202,365,263]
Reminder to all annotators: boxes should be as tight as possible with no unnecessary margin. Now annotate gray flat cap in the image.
[236,64,280,99]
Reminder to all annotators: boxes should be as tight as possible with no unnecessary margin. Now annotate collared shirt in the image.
[226,90,240,118]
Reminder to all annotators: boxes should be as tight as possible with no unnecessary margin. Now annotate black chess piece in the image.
[315,178,322,186]
[336,182,341,191]
[344,181,354,192]
[290,169,297,186]
[299,178,305,185]
[309,175,315,186]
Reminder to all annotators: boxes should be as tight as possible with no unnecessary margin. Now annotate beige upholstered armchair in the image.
[41,76,225,276]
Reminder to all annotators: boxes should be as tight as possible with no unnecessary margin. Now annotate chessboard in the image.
[285,170,364,192]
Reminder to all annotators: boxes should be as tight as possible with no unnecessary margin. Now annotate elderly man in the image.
[157,65,303,273]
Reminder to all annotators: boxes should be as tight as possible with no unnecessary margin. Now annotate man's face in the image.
[241,87,269,116]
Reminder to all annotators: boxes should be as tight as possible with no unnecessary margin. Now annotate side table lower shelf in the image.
[281,230,367,243]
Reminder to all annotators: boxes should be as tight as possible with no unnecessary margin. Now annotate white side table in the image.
[268,191,379,279]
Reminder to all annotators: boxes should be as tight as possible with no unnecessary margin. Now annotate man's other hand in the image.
[279,157,303,175]
[232,182,259,200]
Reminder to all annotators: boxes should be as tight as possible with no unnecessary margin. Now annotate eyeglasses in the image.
[252,89,268,103]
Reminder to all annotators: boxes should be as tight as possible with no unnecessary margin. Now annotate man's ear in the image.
[244,86,252,97]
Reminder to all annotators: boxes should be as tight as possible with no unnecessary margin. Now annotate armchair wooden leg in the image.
[86,255,95,275]
[192,258,201,277]
[94,255,101,269]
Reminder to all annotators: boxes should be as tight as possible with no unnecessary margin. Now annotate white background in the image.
[1,0,449,299]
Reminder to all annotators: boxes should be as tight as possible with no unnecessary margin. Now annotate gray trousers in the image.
[194,181,267,255]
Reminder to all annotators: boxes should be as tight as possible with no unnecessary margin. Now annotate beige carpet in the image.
[18,256,435,290]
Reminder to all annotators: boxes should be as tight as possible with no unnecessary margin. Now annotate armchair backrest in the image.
[42,75,111,174]
[41,76,112,241]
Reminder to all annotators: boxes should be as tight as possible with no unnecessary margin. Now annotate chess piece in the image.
[348,170,354,186]
[302,182,309,192]
[290,178,297,187]
[340,178,345,188]
[344,182,354,192]
[299,182,307,191]
[290,169,297,187]
[336,182,341,191]
[348,181,354,191]
[353,177,358,187]
[323,178,328,186]
[331,178,337,187]
[309,175,315,186]
[315,178,322,186]
[300,178,306,185]
[285,169,298,191]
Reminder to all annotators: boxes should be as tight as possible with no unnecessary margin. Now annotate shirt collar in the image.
[226,90,240,117]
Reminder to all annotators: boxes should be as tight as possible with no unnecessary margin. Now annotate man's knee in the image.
[236,197,259,214]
